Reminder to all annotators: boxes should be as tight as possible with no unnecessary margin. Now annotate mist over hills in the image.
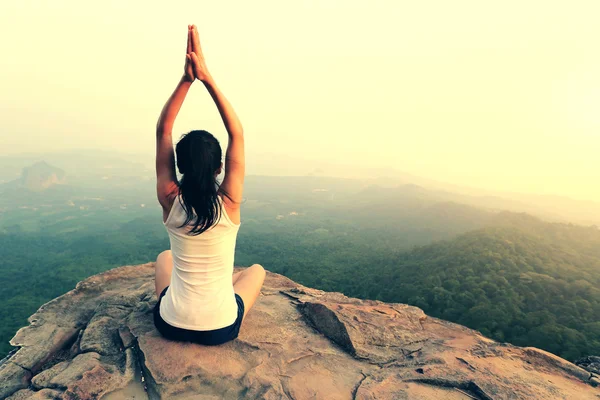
[19,161,66,191]
[0,149,599,363]
[2,148,598,226]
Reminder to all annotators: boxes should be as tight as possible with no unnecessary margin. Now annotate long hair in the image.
[174,130,236,236]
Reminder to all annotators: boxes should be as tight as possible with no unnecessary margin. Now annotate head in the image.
[174,129,234,235]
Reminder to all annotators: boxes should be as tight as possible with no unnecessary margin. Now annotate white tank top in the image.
[159,193,241,330]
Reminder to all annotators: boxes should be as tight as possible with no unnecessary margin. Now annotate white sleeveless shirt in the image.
[159,193,241,330]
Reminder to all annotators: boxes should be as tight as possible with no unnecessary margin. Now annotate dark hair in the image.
[174,130,237,236]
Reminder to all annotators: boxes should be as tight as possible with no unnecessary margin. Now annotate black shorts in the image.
[153,286,245,346]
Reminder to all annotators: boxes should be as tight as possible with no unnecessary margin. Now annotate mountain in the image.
[0,263,598,399]
[244,208,600,362]
[3,149,600,225]
[351,223,600,362]
[13,161,66,192]
[2,169,599,366]
[0,149,151,183]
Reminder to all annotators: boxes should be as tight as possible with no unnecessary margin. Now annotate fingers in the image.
[190,52,201,72]
[189,52,199,76]
[191,24,201,54]
[184,54,195,81]
[187,25,192,54]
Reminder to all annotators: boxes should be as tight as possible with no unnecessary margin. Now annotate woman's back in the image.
[159,193,242,330]
[153,24,265,344]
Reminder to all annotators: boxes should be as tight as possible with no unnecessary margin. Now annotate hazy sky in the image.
[1,1,598,201]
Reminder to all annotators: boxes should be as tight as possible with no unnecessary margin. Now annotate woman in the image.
[153,24,265,346]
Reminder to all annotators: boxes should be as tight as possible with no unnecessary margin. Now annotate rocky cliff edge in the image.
[0,263,599,399]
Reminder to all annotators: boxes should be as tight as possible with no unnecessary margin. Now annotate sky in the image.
[0,1,598,201]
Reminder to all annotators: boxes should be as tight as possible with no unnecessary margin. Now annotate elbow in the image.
[156,124,172,137]
[156,116,173,136]
[231,124,244,137]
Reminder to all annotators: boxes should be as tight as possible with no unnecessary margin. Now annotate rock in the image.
[0,361,32,399]
[576,356,600,375]
[79,304,132,356]
[7,388,62,399]
[30,352,102,389]
[0,262,598,399]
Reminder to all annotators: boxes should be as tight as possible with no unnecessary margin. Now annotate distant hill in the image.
[0,161,75,208]
[2,149,599,225]
[0,161,68,193]
[0,148,151,183]
[1,150,599,364]
[357,223,600,361]
[21,161,66,191]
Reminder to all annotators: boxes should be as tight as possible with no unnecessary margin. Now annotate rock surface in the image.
[0,262,598,399]
[577,356,600,376]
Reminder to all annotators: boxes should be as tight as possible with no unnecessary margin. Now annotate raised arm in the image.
[156,27,195,135]
[155,28,195,209]
[156,76,192,136]
[190,25,245,207]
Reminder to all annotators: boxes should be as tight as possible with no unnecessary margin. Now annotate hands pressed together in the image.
[156,23,241,145]
[184,25,211,83]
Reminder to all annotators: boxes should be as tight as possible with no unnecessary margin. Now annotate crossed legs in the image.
[155,250,174,299]
[231,264,266,321]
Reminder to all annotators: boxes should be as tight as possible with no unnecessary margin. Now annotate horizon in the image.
[1,1,599,202]
[3,147,600,207]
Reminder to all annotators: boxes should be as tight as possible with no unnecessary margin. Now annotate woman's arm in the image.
[189,25,245,205]
[189,25,243,138]
[205,75,246,203]
[156,76,192,135]
[156,26,195,135]
[202,76,244,138]
[155,76,191,194]
[155,29,195,208]
[156,76,191,208]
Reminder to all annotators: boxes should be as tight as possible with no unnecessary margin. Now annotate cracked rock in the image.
[0,262,598,399]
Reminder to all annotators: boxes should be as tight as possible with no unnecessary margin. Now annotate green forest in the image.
[1,208,599,362]
[1,169,599,363]
[234,216,600,362]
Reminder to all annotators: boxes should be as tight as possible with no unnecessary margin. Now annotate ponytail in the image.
[175,130,235,236]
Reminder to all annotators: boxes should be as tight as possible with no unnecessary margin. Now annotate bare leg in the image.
[232,270,243,285]
[155,250,174,298]
[233,264,266,322]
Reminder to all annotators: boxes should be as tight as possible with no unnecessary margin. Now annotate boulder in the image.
[1,262,598,399]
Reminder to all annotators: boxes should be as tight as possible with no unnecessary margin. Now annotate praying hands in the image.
[184,25,212,83]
